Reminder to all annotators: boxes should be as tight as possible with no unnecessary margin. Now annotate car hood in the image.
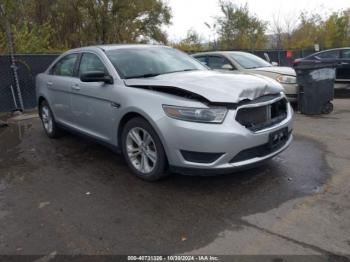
[124,70,283,104]
[252,66,296,76]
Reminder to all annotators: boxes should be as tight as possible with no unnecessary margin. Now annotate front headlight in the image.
[162,105,227,123]
[276,75,296,84]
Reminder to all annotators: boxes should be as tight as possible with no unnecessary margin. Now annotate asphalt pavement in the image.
[0,100,349,259]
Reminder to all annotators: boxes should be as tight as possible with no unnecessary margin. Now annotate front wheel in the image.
[121,117,168,181]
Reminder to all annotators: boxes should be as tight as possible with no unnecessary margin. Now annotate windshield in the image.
[229,52,271,69]
[106,47,207,79]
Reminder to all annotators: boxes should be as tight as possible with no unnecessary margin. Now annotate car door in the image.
[70,52,117,142]
[207,55,235,71]
[337,49,350,82]
[47,53,79,126]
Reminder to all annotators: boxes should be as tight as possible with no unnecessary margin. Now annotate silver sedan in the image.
[192,51,298,102]
[36,45,293,181]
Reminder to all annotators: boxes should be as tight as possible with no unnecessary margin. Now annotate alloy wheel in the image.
[126,127,158,174]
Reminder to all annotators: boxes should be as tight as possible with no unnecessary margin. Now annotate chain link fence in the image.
[0,54,59,113]
[0,49,317,113]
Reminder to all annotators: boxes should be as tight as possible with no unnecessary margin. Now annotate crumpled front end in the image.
[155,92,293,175]
[124,70,293,174]
[125,70,285,104]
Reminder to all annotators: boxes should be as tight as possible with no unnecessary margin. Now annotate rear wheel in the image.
[39,100,63,138]
[322,102,333,114]
[121,117,168,181]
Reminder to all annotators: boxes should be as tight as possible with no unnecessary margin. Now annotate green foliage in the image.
[215,1,267,50]
[283,10,350,49]
[285,12,323,49]
[323,11,350,48]
[11,22,59,53]
[81,0,172,44]
[0,30,5,51]
[1,0,350,53]
[0,0,172,53]
[172,29,203,53]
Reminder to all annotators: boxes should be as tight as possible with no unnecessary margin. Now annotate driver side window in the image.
[207,56,234,70]
[78,53,107,76]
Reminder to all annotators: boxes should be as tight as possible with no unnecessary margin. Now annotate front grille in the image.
[235,97,288,132]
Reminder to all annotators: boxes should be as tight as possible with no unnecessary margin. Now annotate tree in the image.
[173,29,203,53]
[271,13,284,50]
[82,0,171,44]
[322,10,350,48]
[204,22,218,50]
[11,22,55,53]
[0,0,172,53]
[215,1,267,50]
[0,0,15,52]
[286,12,323,49]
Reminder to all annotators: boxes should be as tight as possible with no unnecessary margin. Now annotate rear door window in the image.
[194,56,208,65]
[315,50,340,60]
[207,56,233,70]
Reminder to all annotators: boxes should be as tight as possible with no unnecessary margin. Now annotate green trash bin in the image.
[295,63,336,115]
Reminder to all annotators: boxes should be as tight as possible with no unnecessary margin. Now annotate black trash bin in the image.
[295,63,336,115]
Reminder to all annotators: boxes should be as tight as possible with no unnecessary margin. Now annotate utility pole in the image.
[0,4,24,111]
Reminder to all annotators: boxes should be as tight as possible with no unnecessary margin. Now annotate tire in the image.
[39,100,63,138]
[121,117,168,181]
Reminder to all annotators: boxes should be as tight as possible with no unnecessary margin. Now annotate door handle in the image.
[340,62,349,65]
[71,84,80,91]
[46,81,53,87]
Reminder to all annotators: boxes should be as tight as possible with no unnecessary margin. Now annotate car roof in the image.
[66,44,168,53]
[192,51,249,56]
[305,47,350,58]
[317,47,350,52]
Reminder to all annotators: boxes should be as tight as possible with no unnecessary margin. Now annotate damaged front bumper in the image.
[156,96,294,175]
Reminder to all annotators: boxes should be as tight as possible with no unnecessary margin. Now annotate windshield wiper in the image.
[162,69,200,74]
[182,68,199,72]
[124,73,160,79]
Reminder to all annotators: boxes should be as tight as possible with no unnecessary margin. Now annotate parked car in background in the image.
[192,51,298,102]
[293,48,350,90]
[36,45,293,181]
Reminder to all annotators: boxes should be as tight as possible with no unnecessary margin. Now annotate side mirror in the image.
[80,71,114,84]
[221,64,234,70]
[271,62,279,66]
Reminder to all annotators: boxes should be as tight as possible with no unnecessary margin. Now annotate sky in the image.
[165,0,350,41]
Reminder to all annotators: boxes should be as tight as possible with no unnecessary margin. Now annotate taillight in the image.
[293,59,301,66]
